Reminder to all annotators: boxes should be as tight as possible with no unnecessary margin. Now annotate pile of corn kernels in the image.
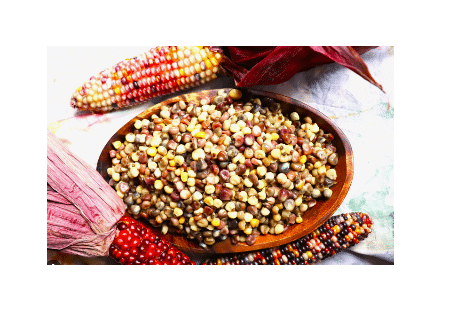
[107,89,339,248]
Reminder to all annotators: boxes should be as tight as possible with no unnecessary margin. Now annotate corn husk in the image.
[216,46,383,90]
[47,130,125,257]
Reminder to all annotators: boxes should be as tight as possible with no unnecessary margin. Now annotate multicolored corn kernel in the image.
[108,215,195,265]
[108,91,340,248]
[70,46,222,113]
[202,212,373,265]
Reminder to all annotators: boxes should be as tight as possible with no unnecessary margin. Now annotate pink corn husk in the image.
[47,130,125,257]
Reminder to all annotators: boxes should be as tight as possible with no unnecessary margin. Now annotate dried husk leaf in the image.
[215,46,383,92]
[47,130,125,257]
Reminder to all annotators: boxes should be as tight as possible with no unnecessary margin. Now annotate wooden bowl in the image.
[97,88,353,255]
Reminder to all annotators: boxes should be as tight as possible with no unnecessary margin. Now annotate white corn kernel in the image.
[125,133,135,142]
[193,191,203,201]
[134,120,143,129]
[228,211,238,219]
[326,169,337,180]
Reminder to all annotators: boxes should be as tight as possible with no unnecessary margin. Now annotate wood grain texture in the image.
[97,88,354,255]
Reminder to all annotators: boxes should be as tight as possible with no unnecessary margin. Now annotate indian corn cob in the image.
[203,212,373,265]
[108,215,195,265]
[109,212,372,265]
[70,46,222,113]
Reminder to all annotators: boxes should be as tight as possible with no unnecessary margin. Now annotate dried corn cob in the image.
[70,46,222,113]
[108,215,195,265]
[203,212,373,265]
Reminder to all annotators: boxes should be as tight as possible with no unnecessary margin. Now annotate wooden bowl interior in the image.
[97,88,353,255]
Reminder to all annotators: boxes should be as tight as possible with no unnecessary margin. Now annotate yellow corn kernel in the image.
[262,158,272,167]
[210,57,219,67]
[180,171,188,182]
[174,156,184,166]
[300,155,307,164]
[204,196,214,206]
[271,133,279,141]
[147,147,157,156]
[112,173,121,182]
[190,129,200,137]
[187,124,196,132]
[296,216,303,223]
[154,180,163,190]
[129,167,139,178]
[112,141,122,149]
[250,219,260,228]
[333,225,341,235]
[179,217,186,224]
[306,250,313,259]
[194,131,206,139]
[114,87,121,95]
[244,227,252,235]
[211,218,220,227]
[116,190,124,199]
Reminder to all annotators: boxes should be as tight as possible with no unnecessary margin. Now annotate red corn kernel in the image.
[212,122,222,130]
[219,187,233,201]
[110,216,195,265]
[210,164,219,175]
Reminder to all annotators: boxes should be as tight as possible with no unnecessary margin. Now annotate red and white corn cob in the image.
[70,46,222,113]
[109,215,195,265]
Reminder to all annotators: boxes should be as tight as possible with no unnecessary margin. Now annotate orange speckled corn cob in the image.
[70,46,222,113]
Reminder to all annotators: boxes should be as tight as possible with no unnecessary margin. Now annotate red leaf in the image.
[309,46,384,92]
[227,46,277,67]
[217,46,384,93]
